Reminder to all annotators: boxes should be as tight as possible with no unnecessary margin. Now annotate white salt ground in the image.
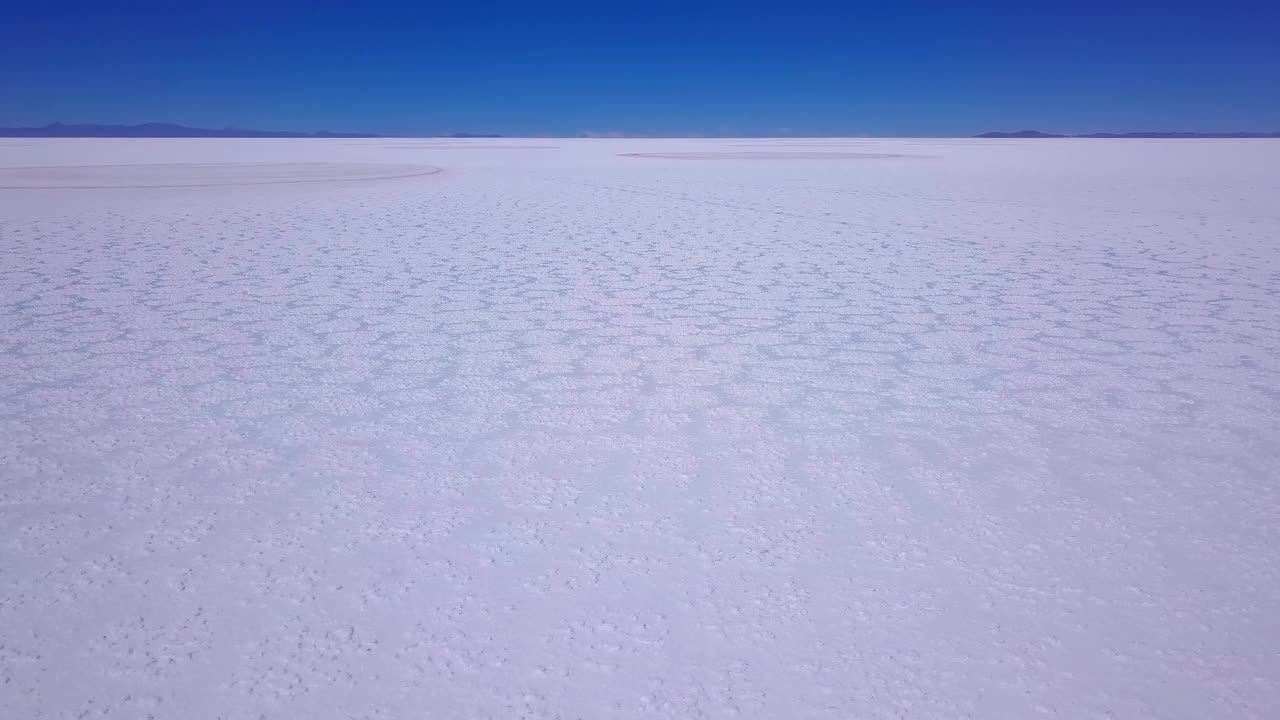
[1,137,1278,718]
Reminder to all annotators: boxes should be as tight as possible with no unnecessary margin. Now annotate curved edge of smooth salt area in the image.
[0,162,444,189]
[620,151,912,160]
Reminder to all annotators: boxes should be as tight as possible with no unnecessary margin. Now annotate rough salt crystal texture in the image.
[1,138,1278,718]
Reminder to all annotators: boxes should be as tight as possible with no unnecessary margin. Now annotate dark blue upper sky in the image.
[3,1,1278,136]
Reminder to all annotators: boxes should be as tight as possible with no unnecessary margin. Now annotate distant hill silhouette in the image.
[0,122,380,138]
[978,130,1280,139]
[976,130,1066,138]
[448,132,503,138]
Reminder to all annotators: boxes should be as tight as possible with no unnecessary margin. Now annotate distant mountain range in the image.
[0,123,507,139]
[10,122,1272,140]
[977,130,1280,139]
[0,120,376,135]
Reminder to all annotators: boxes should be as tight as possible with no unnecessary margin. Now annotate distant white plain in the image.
[0,161,440,188]
[2,138,1278,718]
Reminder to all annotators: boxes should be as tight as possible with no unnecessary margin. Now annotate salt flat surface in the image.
[2,138,1279,718]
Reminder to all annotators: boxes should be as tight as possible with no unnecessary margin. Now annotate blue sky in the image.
[2,1,1278,136]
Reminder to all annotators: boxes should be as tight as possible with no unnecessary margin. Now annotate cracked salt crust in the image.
[2,137,1279,719]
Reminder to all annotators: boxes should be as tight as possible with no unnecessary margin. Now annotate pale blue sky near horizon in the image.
[2,1,1278,136]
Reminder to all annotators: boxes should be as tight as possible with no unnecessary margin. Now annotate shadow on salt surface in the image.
[0,161,442,189]
[620,151,913,159]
